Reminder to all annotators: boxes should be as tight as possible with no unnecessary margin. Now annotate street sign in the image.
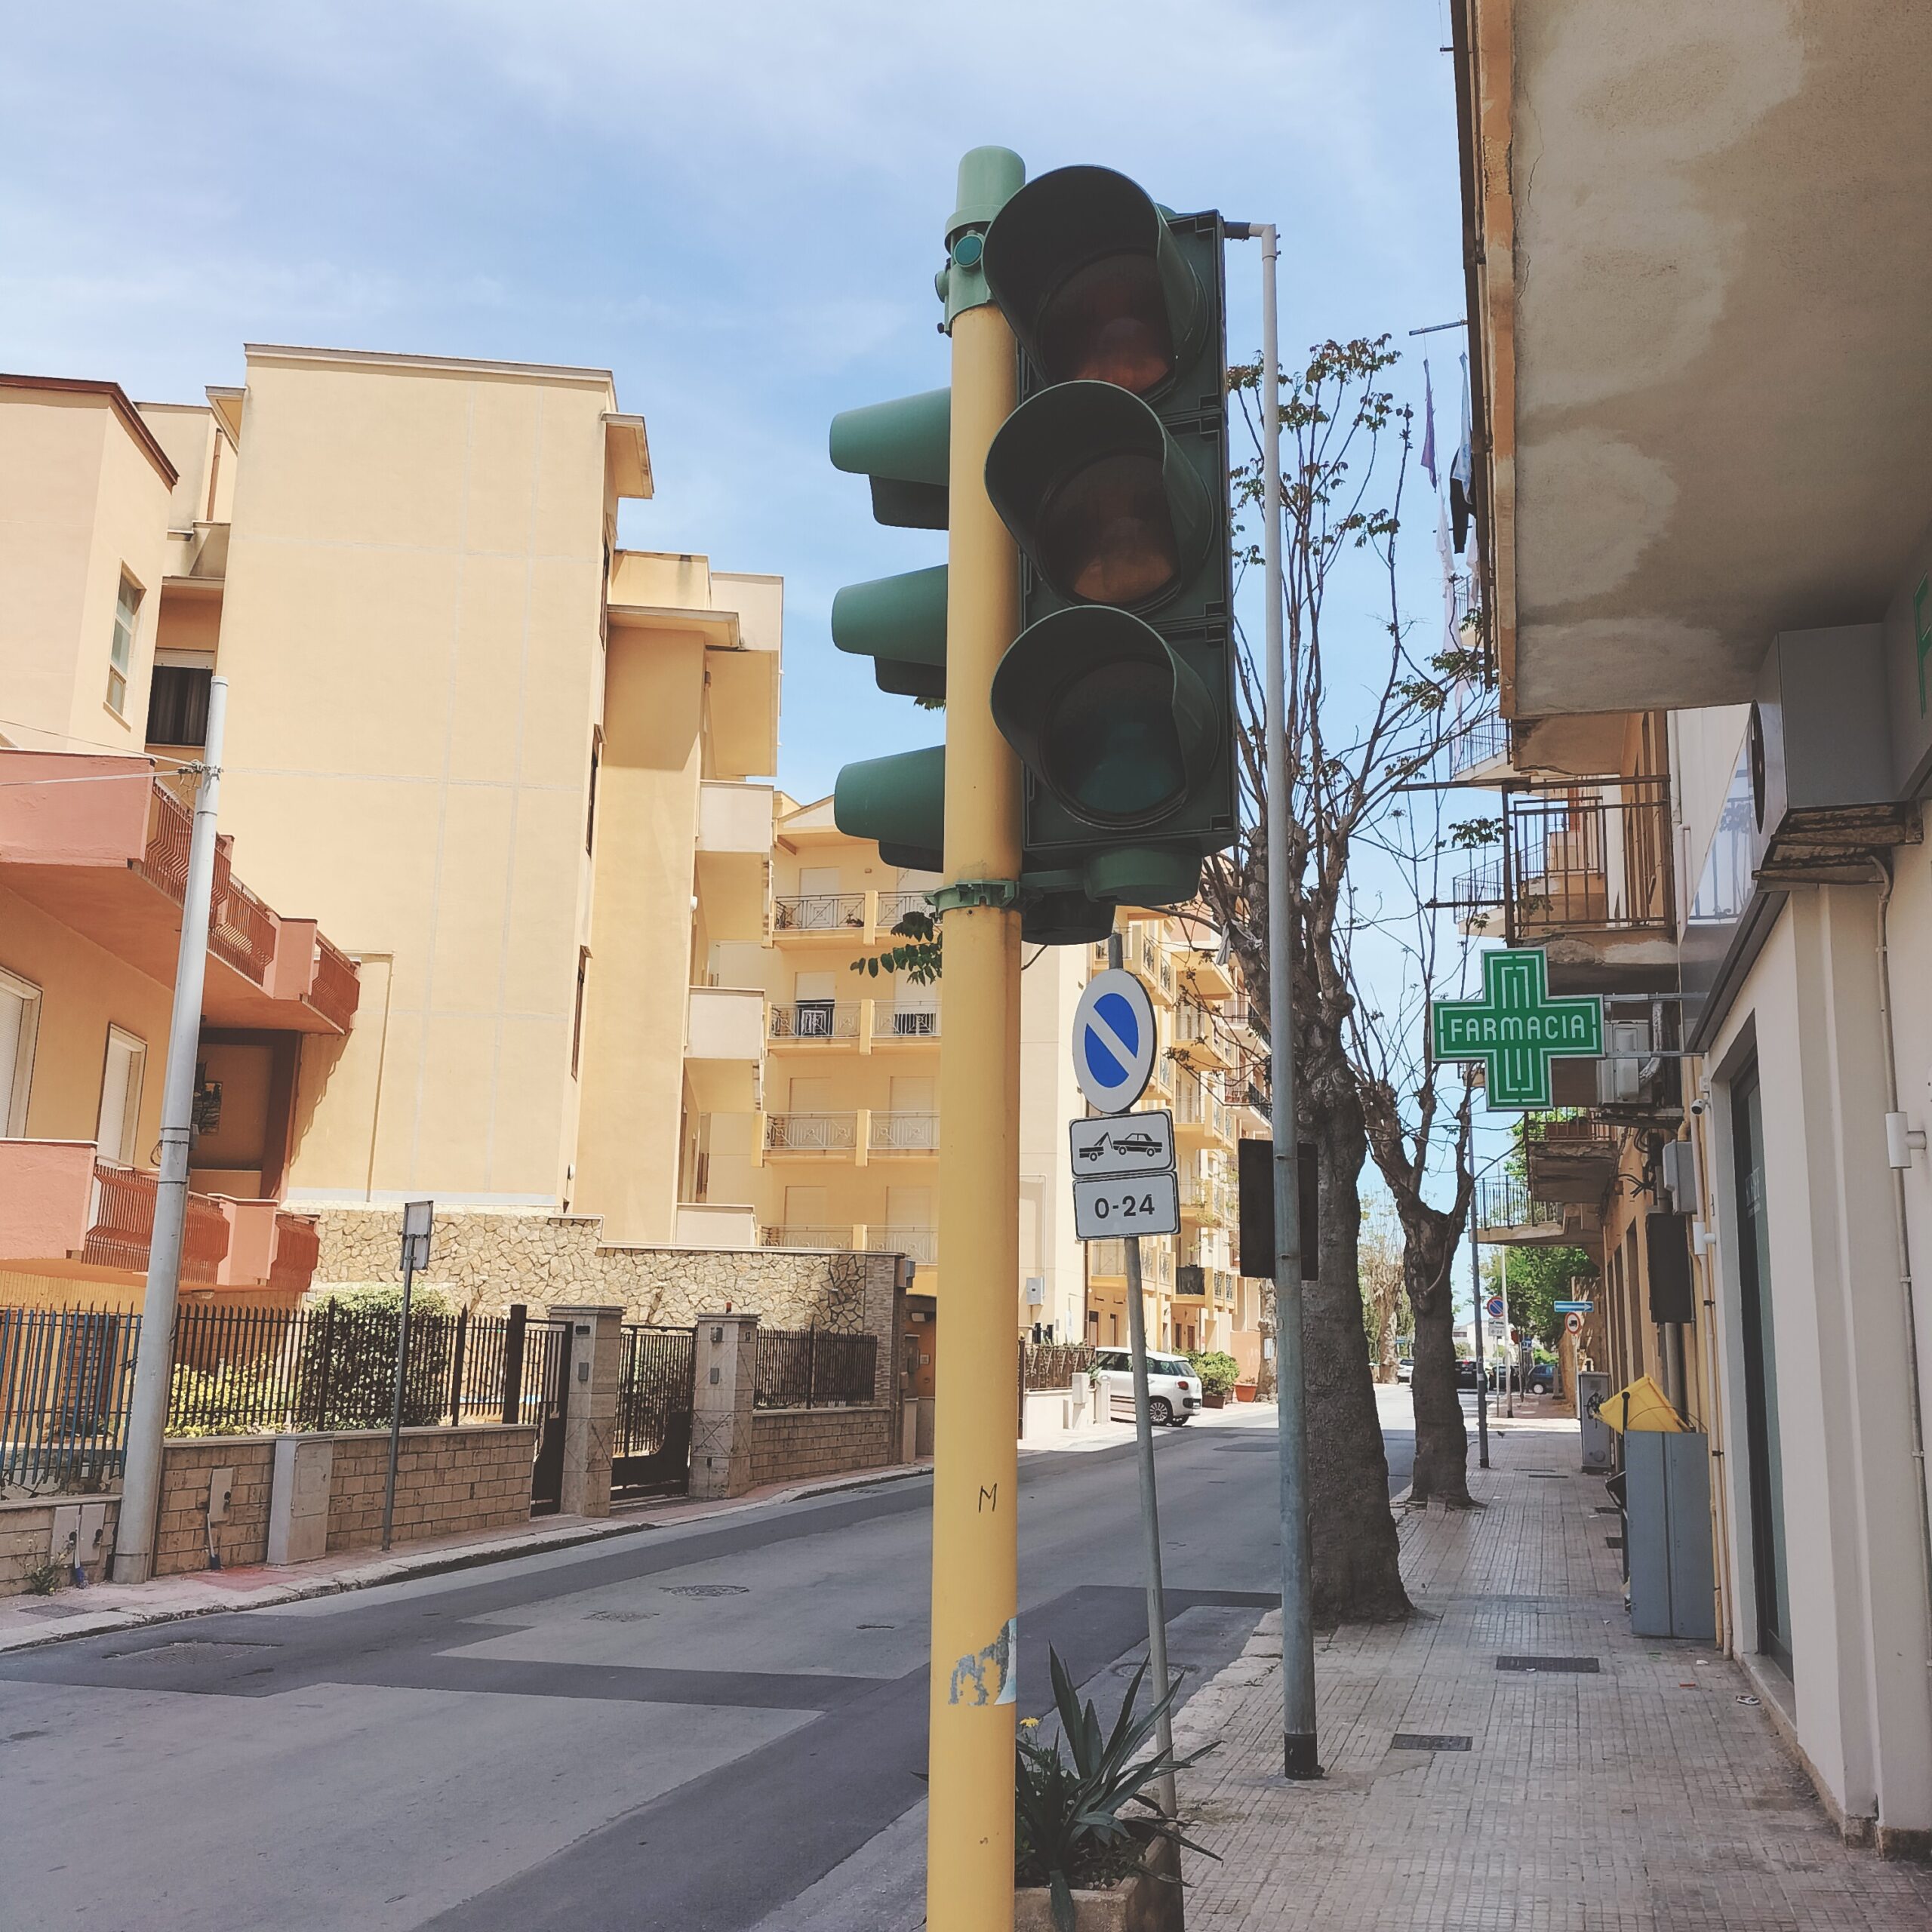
[1486,1295,1506,1321]
[1069,1109,1174,1178]
[1073,1171,1181,1241]
[1429,946,1604,1110]
[1565,1311,1585,1337]
[1072,969,1157,1114]
[1554,1299,1595,1313]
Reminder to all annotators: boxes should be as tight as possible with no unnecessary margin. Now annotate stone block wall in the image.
[749,1406,897,1488]
[322,1425,535,1553]
[0,1495,122,1592]
[312,1209,901,1384]
[157,1438,278,1576]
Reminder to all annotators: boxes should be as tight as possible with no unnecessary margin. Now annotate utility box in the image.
[1577,1371,1614,1472]
[1626,1430,1717,1641]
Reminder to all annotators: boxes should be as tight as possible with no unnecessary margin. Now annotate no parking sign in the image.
[1071,970,1156,1115]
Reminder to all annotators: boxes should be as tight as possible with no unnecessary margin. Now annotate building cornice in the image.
[0,374,180,487]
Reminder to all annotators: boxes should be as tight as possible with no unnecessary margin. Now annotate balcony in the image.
[1524,1114,1623,1207]
[1448,712,1510,780]
[770,1000,863,1045]
[871,1003,940,1044]
[0,1142,318,1297]
[0,756,358,1035]
[773,893,866,937]
[1180,952,1235,1002]
[1473,1174,1574,1247]
[764,1112,857,1155]
[1174,1081,1232,1146]
[869,1110,938,1155]
[1180,1175,1233,1223]
[1171,1006,1230,1072]
[1455,779,1677,995]
[684,985,763,1110]
[696,781,774,942]
[760,1223,937,1266]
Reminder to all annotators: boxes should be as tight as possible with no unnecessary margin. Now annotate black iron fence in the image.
[2,1300,570,1496]
[754,1327,877,1409]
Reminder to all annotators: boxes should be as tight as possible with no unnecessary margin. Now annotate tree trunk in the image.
[1302,1089,1410,1621]
[1404,1216,1475,1508]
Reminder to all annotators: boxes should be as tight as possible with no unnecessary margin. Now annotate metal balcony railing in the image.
[773,893,866,933]
[761,1224,857,1251]
[309,937,361,1030]
[1448,713,1509,776]
[1523,1114,1620,1156]
[770,1000,862,1042]
[82,1161,227,1282]
[1475,1175,1564,1237]
[873,1005,940,1041]
[267,1213,321,1293]
[211,877,277,982]
[875,891,929,928]
[763,1112,857,1153]
[1502,779,1674,940]
[879,1225,937,1264]
[869,1111,938,1153]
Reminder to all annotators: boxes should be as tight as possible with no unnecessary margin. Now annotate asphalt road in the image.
[0,1402,1416,1932]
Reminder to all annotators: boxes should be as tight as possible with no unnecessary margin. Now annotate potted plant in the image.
[1186,1351,1240,1411]
[1014,1648,1215,1930]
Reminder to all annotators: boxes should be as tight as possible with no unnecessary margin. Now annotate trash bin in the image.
[1626,1429,1716,1641]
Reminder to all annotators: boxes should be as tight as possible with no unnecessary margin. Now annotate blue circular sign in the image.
[1072,970,1157,1115]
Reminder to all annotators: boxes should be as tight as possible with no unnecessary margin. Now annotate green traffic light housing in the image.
[984,382,1214,612]
[834,744,944,873]
[829,388,950,530]
[832,564,947,701]
[981,165,1208,401]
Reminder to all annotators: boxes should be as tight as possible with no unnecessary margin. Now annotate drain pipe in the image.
[1869,854,1932,1684]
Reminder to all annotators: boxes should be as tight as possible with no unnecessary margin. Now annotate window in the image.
[571,948,590,1079]
[95,1026,146,1166]
[0,967,42,1137]
[145,665,211,746]
[107,573,142,716]
[586,731,602,854]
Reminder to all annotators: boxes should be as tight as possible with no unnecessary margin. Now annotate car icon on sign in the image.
[1110,1131,1161,1158]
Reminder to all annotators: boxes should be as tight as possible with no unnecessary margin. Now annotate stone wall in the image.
[158,1438,278,1575]
[0,1494,122,1593]
[749,1406,897,1488]
[314,1208,900,1377]
[322,1425,535,1554]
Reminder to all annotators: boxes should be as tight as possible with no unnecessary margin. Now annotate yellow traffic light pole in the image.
[926,145,1026,1932]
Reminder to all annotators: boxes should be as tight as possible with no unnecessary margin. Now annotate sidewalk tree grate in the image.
[1390,1733,1472,1752]
[1497,1655,1599,1673]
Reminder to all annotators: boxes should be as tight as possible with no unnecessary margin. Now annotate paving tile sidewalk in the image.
[1170,1403,1932,1931]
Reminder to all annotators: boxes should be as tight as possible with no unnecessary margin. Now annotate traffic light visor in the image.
[985,383,1213,610]
[834,743,945,874]
[992,606,1217,830]
[983,165,1204,397]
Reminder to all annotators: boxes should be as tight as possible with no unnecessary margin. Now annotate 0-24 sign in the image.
[1072,1171,1180,1241]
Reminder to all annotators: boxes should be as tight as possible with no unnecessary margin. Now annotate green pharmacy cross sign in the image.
[1430,946,1604,1111]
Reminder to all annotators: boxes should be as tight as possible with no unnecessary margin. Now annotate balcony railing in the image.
[1524,1115,1620,1156]
[1180,1176,1232,1220]
[267,1213,321,1293]
[869,1111,938,1153]
[761,1224,857,1251]
[770,1000,862,1042]
[211,876,278,982]
[875,891,929,928]
[873,1004,940,1041]
[82,1161,228,1283]
[309,937,361,1031]
[773,893,866,933]
[137,784,271,983]
[1448,713,1509,777]
[1502,779,1674,941]
[1475,1175,1563,1237]
[764,1112,857,1153]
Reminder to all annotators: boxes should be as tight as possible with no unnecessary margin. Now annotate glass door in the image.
[1733,1061,1792,1671]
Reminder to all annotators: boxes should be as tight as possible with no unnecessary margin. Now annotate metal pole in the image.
[380,1249,416,1551]
[1252,220,1318,1780]
[112,678,229,1585]
[1501,1242,1515,1418]
[1469,1229,1491,1469]
[1112,933,1178,1817]
[925,144,1026,1932]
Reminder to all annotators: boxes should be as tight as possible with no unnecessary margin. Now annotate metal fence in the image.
[753,1327,878,1409]
[1,1300,569,1495]
[1022,1341,1095,1392]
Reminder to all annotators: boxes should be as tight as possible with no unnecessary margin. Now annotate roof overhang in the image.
[604,412,654,500]
[1459,0,1932,721]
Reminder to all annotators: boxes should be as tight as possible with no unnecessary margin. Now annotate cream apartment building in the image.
[2,346,783,1300]
[1457,0,1932,1855]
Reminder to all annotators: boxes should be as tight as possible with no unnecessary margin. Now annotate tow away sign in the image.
[1070,1109,1179,1238]
[1069,1110,1174,1178]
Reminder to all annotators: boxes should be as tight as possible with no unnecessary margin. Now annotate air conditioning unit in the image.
[1595,1019,1655,1105]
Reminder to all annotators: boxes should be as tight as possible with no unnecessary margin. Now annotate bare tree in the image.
[1204,336,1471,1620]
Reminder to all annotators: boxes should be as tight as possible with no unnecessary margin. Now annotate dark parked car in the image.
[1454,1359,1492,1391]
[1525,1360,1556,1394]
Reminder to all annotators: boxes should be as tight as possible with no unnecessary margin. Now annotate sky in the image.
[1,0,1468,807]
[2,2,1507,1220]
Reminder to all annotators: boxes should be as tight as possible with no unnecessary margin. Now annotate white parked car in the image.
[1094,1348,1199,1426]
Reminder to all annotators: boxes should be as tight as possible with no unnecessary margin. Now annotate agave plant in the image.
[1014,1646,1217,1932]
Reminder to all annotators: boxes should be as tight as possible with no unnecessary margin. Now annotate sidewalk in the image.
[1171,1402,1932,1931]
[0,1458,934,1657]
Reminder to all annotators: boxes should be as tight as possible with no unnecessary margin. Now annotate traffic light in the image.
[980,165,1235,912]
